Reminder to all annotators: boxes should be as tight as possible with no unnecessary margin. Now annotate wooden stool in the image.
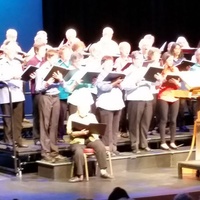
[70,148,113,181]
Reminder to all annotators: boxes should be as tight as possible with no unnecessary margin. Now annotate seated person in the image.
[67,103,112,182]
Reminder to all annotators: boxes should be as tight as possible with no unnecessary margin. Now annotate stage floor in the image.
[0,167,199,200]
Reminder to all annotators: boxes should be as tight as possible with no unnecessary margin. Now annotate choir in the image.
[0,27,199,181]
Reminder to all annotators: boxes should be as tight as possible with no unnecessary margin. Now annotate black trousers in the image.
[127,100,153,150]
[157,99,179,144]
[70,140,107,176]
[1,102,23,145]
[98,108,122,152]
[32,94,41,142]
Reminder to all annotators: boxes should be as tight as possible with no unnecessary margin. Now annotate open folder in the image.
[175,60,195,71]
[72,121,107,135]
[182,48,197,55]
[180,71,200,91]
[165,74,180,81]
[21,65,38,81]
[143,66,163,82]
[81,71,101,83]
[103,72,126,82]
[44,65,69,82]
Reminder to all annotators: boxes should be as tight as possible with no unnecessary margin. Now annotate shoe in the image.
[169,143,178,149]
[57,139,65,143]
[132,149,141,154]
[42,154,56,163]
[23,118,31,123]
[160,143,170,150]
[120,132,129,138]
[179,126,190,132]
[112,150,120,156]
[53,154,67,162]
[100,172,112,179]
[142,147,152,152]
[68,176,83,183]
[34,140,41,145]
[17,144,28,148]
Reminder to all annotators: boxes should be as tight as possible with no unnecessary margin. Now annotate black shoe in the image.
[179,126,190,132]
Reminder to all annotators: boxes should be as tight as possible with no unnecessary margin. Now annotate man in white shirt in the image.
[0,41,27,147]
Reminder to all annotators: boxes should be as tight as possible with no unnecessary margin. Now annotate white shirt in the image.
[121,66,153,101]
[96,71,125,110]
[0,58,25,104]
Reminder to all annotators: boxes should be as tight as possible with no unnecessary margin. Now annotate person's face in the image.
[48,54,59,65]
[173,45,181,56]
[132,55,143,67]
[152,52,161,62]
[120,46,130,57]
[102,59,114,72]
[6,33,17,42]
[165,56,174,67]
[71,58,82,68]
[141,44,151,55]
[61,48,72,61]
[5,43,17,60]
[37,45,47,58]
[78,105,90,117]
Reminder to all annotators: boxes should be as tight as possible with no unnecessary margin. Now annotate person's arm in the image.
[66,116,89,138]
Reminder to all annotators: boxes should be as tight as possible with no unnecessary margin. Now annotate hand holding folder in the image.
[72,121,106,135]
[21,65,38,81]
[143,66,163,82]
[44,65,69,82]
[175,60,195,71]
[103,72,126,82]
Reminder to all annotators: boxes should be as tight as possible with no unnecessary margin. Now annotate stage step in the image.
[36,146,195,180]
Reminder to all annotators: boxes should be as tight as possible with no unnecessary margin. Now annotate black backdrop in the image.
[42,0,200,50]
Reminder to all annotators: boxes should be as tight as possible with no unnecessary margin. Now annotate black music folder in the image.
[44,65,69,81]
[21,65,38,81]
[175,60,195,71]
[142,60,154,67]
[143,66,163,82]
[72,121,106,135]
[103,72,126,82]
[81,71,101,83]
[182,48,197,55]
[165,74,180,81]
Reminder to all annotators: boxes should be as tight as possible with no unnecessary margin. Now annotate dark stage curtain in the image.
[42,0,200,49]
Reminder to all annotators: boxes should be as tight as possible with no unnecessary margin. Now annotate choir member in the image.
[0,41,27,148]
[96,27,119,56]
[26,42,47,145]
[96,56,124,155]
[121,51,153,153]
[35,49,66,162]
[157,52,181,150]
[67,102,112,183]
